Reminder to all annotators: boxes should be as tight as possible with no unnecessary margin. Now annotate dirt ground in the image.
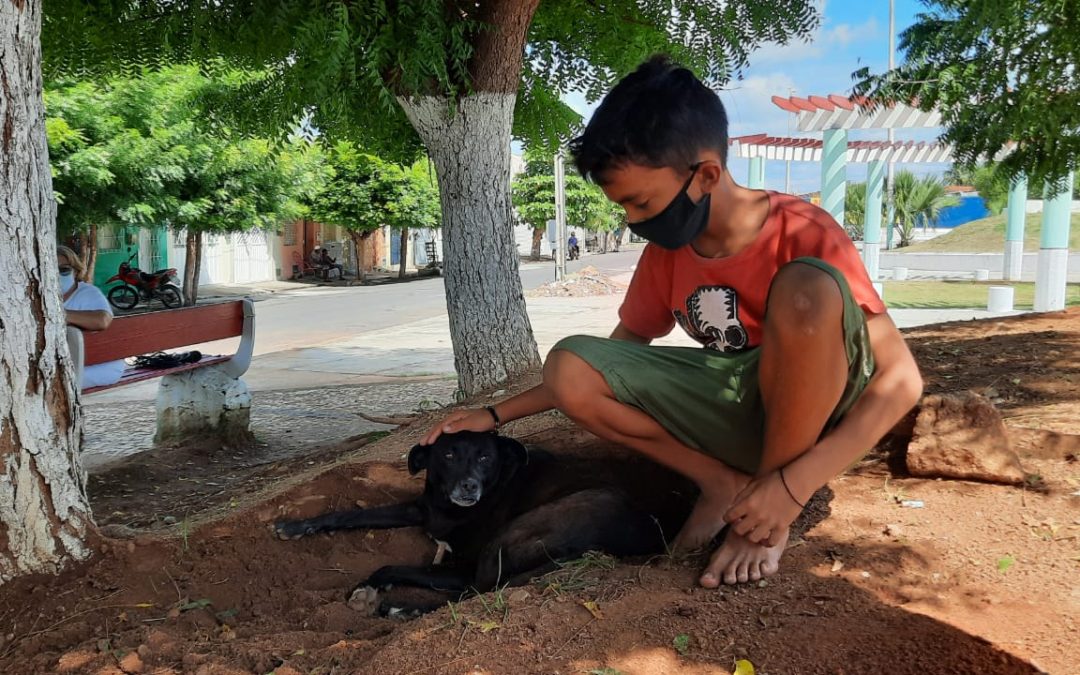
[2,309,1079,674]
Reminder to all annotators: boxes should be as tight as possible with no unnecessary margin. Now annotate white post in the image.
[554,153,568,281]
[1034,172,1074,312]
[884,0,897,251]
[1003,175,1028,281]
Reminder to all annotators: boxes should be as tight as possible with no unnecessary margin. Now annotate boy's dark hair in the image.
[569,55,729,183]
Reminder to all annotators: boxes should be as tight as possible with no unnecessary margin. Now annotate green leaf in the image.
[673,633,691,656]
[997,555,1015,573]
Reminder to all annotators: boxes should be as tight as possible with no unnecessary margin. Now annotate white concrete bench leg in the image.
[154,365,253,447]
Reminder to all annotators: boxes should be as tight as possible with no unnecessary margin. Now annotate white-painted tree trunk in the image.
[0,0,93,585]
[399,93,541,395]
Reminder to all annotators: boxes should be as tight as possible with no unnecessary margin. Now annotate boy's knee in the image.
[766,262,843,337]
[544,343,605,413]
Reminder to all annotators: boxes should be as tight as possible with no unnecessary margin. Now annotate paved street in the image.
[85,250,644,404]
[220,250,645,356]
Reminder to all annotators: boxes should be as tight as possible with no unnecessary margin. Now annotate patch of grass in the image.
[673,633,691,656]
[474,582,510,624]
[177,515,192,552]
[899,212,1080,253]
[882,280,1080,309]
[589,669,627,675]
[540,552,617,596]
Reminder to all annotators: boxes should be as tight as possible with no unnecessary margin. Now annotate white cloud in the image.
[749,12,879,66]
[748,39,822,66]
[826,18,880,47]
[718,73,802,137]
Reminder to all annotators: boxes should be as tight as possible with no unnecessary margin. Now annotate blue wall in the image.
[936,194,990,229]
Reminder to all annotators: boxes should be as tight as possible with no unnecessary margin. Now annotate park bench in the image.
[67,299,256,446]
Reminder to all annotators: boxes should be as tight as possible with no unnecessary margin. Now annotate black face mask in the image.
[627,164,711,250]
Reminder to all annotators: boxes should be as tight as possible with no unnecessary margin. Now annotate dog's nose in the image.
[460,478,480,495]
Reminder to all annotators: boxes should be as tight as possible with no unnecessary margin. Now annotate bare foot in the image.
[673,472,750,552]
[699,526,789,587]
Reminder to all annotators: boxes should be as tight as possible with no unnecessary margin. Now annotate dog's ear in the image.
[496,436,528,475]
[407,444,431,475]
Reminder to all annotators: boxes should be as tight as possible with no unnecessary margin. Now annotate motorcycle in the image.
[106,250,183,310]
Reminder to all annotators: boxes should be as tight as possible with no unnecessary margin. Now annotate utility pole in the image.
[554,152,568,281]
[884,0,897,250]
[786,87,794,194]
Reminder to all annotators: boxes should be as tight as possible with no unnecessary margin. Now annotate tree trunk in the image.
[396,0,542,396]
[399,227,408,279]
[0,0,93,585]
[399,94,541,395]
[349,231,366,281]
[530,227,543,260]
[182,230,203,306]
[82,223,98,283]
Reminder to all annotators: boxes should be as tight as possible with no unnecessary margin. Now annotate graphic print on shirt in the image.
[673,285,750,352]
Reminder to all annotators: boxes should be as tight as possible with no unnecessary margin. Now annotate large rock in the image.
[906,392,1025,485]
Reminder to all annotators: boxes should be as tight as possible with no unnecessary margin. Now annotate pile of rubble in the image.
[527,266,628,298]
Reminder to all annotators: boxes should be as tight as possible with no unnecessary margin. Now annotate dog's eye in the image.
[478,454,489,462]
[444,452,454,460]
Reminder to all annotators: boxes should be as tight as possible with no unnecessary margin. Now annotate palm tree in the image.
[844,182,867,240]
[892,171,960,247]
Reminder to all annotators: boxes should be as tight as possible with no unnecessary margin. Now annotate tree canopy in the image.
[46,66,315,237]
[853,0,1079,192]
[310,143,441,238]
[44,1,820,153]
[512,151,622,234]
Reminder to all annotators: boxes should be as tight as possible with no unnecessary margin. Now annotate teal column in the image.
[1034,172,1074,312]
[1003,175,1028,280]
[862,159,886,279]
[821,129,847,224]
[747,156,765,189]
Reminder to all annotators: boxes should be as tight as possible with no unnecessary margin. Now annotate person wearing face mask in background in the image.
[58,245,125,389]
[420,56,922,590]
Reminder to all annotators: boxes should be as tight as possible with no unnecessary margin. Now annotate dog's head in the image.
[407,431,528,508]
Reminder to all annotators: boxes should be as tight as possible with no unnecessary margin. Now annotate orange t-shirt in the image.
[619,191,886,351]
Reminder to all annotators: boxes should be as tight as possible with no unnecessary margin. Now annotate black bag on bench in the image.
[130,351,203,370]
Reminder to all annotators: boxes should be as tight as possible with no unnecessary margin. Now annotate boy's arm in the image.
[611,321,653,344]
[423,322,651,445]
[725,313,923,544]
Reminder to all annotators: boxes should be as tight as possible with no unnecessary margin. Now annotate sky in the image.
[558,0,948,195]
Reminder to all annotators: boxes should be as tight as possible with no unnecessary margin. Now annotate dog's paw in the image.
[346,585,381,616]
[273,520,311,540]
[382,605,423,621]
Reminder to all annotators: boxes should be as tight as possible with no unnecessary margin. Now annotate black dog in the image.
[275,431,691,617]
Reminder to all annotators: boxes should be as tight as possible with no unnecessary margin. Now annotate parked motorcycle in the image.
[106,250,182,310]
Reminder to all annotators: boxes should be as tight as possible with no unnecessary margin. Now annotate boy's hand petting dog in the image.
[422,408,496,446]
[723,470,807,547]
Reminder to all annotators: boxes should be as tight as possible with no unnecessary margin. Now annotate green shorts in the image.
[552,257,875,475]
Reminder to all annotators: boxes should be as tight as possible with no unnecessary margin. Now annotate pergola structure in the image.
[753,94,1074,312]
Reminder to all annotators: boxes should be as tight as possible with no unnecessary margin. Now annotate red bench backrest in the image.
[84,301,245,366]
